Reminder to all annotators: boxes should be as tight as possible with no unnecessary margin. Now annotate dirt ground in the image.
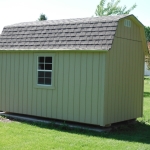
[0,116,12,123]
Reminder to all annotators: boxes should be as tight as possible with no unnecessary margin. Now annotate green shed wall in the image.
[103,18,145,125]
[0,52,106,126]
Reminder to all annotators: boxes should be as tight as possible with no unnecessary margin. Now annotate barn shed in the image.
[0,14,148,126]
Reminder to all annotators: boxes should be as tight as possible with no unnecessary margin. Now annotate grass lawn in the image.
[0,77,150,150]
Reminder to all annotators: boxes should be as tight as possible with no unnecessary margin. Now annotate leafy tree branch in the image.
[95,0,136,16]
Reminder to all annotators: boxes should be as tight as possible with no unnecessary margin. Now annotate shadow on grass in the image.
[9,117,150,145]
[144,77,150,80]
[144,92,150,97]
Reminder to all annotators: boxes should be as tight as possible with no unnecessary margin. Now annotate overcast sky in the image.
[0,0,149,32]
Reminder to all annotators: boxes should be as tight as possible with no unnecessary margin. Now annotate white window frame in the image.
[34,53,55,89]
[124,19,131,27]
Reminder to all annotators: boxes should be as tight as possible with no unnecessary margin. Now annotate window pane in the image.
[38,57,44,63]
[45,64,52,70]
[37,56,53,86]
[45,57,52,63]
[38,71,44,77]
[38,64,44,70]
[38,78,44,84]
[45,71,51,78]
[45,78,51,85]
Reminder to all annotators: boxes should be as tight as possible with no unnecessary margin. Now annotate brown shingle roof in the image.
[0,15,130,50]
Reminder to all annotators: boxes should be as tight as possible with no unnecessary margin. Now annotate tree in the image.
[95,0,137,16]
[146,57,150,70]
[145,26,150,70]
[145,26,150,42]
[145,50,150,70]
[38,13,47,21]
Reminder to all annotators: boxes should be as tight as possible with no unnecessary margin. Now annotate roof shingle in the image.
[0,14,130,50]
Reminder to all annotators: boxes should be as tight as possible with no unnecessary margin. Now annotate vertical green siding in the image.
[74,53,81,122]
[5,53,10,111]
[79,53,87,122]
[18,54,24,113]
[115,18,141,41]
[85,53,93,123]
[57,53,64,119]
[67,53,75,120]
[10,54,16,112]
[27,54,33,115]
[1,54,6,108]
[0,51,105,126]
[104,34,144,125]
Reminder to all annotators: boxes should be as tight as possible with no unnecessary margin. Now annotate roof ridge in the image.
[5,14,130,28]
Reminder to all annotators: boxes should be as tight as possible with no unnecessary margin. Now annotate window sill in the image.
[34,84,55,90]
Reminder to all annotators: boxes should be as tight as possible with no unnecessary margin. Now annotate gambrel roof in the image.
[0,14,134,50]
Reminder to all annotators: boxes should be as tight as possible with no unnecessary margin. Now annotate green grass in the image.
[0,77,150,150]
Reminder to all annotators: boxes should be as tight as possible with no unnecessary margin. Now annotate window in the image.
[124,19,131,27]
[37,56,52,85]
[34,53,55,89]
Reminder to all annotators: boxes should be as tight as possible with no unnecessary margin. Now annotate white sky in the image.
[0,0,149,32]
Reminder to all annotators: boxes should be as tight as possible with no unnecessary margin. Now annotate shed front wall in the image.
[0,51,106,126]
[103,18,144,125]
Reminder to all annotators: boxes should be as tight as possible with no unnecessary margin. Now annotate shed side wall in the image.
[0,52,105,126]
[104,19,144,125]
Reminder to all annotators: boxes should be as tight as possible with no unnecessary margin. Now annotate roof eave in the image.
[0,49,109,52]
